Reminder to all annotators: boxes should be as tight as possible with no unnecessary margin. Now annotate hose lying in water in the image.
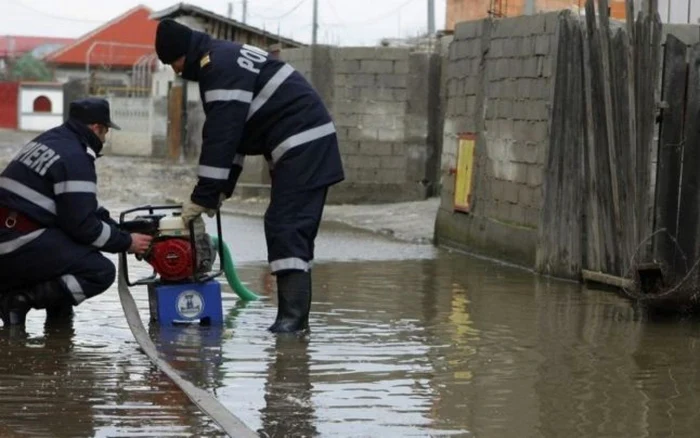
[210,235,263,301]
[117,257,258,437]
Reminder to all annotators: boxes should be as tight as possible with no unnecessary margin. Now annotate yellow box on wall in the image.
[453,133,476,213]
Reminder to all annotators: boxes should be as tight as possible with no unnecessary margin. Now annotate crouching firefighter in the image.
[0,98,153,327]
[154,20,345,334]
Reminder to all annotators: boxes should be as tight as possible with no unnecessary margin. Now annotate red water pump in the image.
[147,237,194,281]
[118,206,222,286]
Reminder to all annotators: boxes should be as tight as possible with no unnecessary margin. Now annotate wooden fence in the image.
[538,0,662,280]
[538,0,700,306]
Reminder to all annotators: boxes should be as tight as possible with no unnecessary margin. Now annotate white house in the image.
[19,82,63,132]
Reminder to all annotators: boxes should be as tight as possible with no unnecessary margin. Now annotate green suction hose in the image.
[210,235,263,301]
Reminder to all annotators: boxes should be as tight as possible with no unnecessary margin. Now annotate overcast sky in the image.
[1,0,698,46]
[1,0,447,46]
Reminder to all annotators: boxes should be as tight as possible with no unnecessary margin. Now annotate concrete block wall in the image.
[281,45,440,203]
[435,12,560,266]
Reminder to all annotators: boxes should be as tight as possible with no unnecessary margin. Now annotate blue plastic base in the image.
[147,280,223,326]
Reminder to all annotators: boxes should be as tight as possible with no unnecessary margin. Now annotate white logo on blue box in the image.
[177,290,205,319]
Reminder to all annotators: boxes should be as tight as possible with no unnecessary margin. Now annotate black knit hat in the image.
[155,19,193,64]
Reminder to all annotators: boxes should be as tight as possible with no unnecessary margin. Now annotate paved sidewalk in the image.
[220,196,440,245]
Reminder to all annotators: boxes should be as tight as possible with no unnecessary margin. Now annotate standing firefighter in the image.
[154,19,344,334]
[0,98,153,326]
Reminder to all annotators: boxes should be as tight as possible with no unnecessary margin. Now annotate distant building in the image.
[445,0,629,30]
[0,36,74,76]
[150,3,305,53]
[44,4,159,92]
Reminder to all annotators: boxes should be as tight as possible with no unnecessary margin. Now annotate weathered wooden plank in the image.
[640,11,663,257]
[585,0,619,274]
[582,7,602,273]
[597,0,624,276]
[582,269,636,289]
[676,43,700,289]
[536,12,585,278]
[611,30,636,271]
[653,35,688,279]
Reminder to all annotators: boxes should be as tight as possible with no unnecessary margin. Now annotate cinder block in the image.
[345,127,370,142]
[490,38,504,58]
[496,200,511,220]
[508,58,523,78]
[545,12,561,34]
[335,113,360,127]
[392,143,405,155]
[361,114,394,129]
[522,57,539,78]
[524,206,541,227]
[503,182,519,203]
[359,141,393,156]
[532,122,548,143]
[375,47,409,61]
[344,154,366,169]
[455,21,481,41]
[504,38,520,57]
[526,164,543,187]
[380,156,405,169]
[357,167,379,182]
[348,87,365,100]
[361,59,394,74]
[535,34,551,55]
[347,73,376,87]
[499,99,513,119]
[394,89,408,101]
[527,14,548,35]
[519,37,535,57]
[376,74,407,88]
[394,60,409,74]
[541,56,554,78]
[523,141,540,164]
[376,128,404,142]
[485,100,496,119]
[457,43,472,60]
[337,60,362,74]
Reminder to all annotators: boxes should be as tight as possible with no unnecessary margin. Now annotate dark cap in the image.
[68,98,121,130]
[155,19,193,64]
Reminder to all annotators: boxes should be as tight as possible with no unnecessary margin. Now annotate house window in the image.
[33,96,51,113]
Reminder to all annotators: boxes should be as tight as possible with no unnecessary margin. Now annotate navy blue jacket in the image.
[180,32,345,209]
[0,120,132,254]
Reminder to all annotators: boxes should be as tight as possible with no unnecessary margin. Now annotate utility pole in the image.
[312,0,319,45]
[227,2,233,19]
[243,0,248,23]
[689,0,692,24]
[428,0,435,35]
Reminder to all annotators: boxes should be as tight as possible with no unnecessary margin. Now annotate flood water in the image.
[3,214,700,437]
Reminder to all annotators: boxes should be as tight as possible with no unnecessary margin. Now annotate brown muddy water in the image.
[3,214,700,437]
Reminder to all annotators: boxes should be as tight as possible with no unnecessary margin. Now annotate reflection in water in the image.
[0,309,226,437]
[6,212,700,437]
[259,336,318,438]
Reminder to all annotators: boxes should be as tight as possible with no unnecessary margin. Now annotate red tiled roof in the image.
[44,5,158,68]
[0,36,74,58]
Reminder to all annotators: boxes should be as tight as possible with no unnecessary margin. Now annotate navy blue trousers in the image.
[0,228,116,305]
[264,186,328,275]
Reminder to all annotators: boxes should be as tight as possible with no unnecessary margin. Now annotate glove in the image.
[181,200,209,224]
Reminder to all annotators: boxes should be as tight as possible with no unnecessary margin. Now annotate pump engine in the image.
[121,214,215,282]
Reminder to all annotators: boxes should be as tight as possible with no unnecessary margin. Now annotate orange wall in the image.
[446,0,627,30]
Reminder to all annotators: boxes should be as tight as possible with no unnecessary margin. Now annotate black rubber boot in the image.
[268,271,312,334]
[45,301,75,322]
[1,280,70,327]
[0,292,31,326]
[24,280,70,310]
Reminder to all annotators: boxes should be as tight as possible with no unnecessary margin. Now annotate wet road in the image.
[3,214,700,437]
